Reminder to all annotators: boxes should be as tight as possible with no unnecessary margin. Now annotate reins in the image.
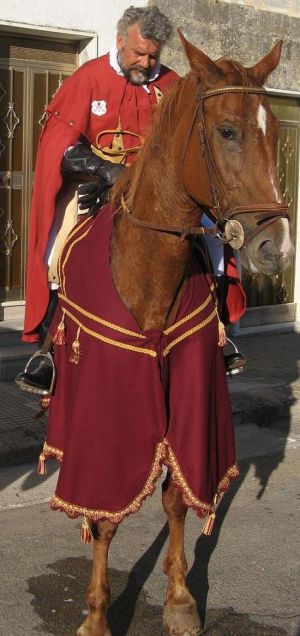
[118,83,288,249]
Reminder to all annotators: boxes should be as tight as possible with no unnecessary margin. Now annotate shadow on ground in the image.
[28,553,287,635]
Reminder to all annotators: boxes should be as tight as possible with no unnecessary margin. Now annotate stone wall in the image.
[151,0,300,91]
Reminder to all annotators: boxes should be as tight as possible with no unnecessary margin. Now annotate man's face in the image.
[116,23,161,85]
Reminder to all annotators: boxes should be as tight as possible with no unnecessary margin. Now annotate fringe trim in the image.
[44,439,238,531]
[49,440,167,523]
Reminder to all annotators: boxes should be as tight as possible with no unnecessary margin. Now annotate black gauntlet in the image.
[62,143,125,216]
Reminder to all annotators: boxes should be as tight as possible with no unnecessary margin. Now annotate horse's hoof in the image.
[163,601,202,635]
[77,618,112,636]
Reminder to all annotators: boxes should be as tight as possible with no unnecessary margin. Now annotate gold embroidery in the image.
[164,293,212,335]
[63,306,157,357]
[163,308,217,356]
[58,292,146,339]
[50,441,168,522]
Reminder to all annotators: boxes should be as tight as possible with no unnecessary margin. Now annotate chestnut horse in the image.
[49,33,293,636]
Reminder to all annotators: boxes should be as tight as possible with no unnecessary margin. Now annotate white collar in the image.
[109,45,161,91]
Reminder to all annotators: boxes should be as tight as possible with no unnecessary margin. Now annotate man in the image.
[22,5,178,346]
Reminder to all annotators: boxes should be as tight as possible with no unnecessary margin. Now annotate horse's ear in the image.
[177,29,222,83]
[247,40,283,85]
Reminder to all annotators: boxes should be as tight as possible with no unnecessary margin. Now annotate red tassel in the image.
[33,395,51,421]
[81,516,92,544]
[37,450,47,475]
[53,310,66,345]
[202,511,216,536]
[70,326,81,364]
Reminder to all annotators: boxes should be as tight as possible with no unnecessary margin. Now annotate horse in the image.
[41,31,293,636]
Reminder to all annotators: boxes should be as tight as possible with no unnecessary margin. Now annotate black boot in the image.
[15,291,58,395]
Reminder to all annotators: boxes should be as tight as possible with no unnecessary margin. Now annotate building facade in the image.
[0,0,299,329]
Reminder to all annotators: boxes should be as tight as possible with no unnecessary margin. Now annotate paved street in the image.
[0,329,299,635]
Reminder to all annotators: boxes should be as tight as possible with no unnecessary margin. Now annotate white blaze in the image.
[257,104,267,135]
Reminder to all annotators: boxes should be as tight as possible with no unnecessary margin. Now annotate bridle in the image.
[119,83,289,249]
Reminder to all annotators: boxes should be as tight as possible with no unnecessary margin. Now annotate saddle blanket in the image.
[40,203,238,530]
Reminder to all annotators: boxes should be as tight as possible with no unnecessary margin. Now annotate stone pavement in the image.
[0,326,299,468]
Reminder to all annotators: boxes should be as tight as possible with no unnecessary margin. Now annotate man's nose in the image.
[139,55,150,68]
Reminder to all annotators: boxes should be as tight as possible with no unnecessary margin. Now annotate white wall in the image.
[0,0,146,54]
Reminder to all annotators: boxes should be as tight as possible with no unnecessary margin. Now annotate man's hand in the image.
[62,143,125,216]
[77,181,110,217]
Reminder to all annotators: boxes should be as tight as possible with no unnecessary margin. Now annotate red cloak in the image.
[23,54,178,342]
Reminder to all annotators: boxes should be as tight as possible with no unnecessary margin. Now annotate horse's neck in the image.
[110,75,202,332]
[110,200,198,332]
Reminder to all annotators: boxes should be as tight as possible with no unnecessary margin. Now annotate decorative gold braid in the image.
[63,307,157,357]
[60,222,94,296]
[58,293,146,339]
[164,294,212,335]
[163,308,217,356]
[49,441,168,523]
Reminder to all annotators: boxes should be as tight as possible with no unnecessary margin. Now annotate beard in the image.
[123,67,149,85]
[118,52,151,86]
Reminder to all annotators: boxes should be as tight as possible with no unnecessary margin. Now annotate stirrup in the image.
[224,338,246,376]
[15,350,56,396]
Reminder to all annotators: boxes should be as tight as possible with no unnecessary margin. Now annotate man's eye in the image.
[217,127,235,140]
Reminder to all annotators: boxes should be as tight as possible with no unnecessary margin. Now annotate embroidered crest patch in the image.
[91,100,107,116]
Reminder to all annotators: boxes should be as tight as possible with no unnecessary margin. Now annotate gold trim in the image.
[50,441,167,523]
[164,293,212,335]
[43,441,63,462]
[165,441,239,515]
[60,220,93,295]
[63,306,157,357]
[163,308,217,356]
[59,292,146,339]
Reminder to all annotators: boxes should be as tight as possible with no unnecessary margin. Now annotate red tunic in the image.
[23,54,178,342]
[41,204,238,527]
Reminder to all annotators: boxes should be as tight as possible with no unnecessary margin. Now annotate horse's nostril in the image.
[258,239,279,261]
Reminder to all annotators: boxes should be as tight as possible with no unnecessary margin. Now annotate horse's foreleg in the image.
[162,481,202,636]
[77,520,118,636]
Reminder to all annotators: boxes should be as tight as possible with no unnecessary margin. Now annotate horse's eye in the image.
[217,127,235,140]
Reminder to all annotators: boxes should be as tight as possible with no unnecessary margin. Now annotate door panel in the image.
[0,36,76,302]
[241,96,299,327]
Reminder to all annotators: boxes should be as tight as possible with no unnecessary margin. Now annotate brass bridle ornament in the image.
[120,84,289,248]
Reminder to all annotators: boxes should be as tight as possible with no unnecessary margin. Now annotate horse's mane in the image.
[111,74,192,215]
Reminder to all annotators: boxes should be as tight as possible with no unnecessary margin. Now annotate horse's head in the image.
[179,32,294,275]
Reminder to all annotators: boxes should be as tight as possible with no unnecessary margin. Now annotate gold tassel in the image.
[202,511,216,536]
[215,306,227,347]
[37,448,47,475]
[80,516,92,544]
[53,309,66,345]
[218,320,227,347]
[70,326,81,364]
[202,494,219,536]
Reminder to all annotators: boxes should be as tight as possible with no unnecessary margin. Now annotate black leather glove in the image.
[62,143,125,216]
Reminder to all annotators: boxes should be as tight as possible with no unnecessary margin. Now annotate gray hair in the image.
[117,5,173,46]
